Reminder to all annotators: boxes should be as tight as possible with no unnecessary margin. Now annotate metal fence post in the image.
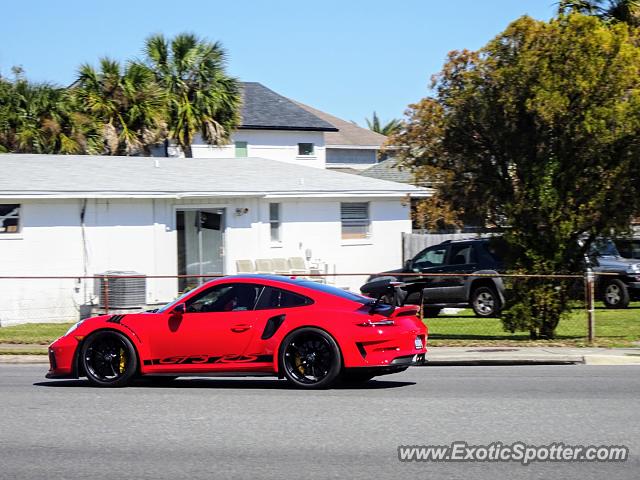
[584,269,595,343]
[104,275,110,315]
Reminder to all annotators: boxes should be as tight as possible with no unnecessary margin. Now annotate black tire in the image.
[81,330,138,387]
[279,327,342,389]
[340,370,376,385]
[471,286,501,318]
[422,307,441,317]
[602,279,630,309]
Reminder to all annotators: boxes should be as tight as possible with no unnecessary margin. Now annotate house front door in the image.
[177,209,225,291]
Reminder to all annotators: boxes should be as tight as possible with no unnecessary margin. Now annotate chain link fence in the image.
[0,272,637,345]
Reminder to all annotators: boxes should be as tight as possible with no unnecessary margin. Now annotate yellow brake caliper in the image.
[119,348,126,374]
[294,354,305,375]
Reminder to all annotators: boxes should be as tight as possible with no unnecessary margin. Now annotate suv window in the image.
[413,246,447,270]
[186,283,263,313]
[449,244,477,265]
[255,286,312,309]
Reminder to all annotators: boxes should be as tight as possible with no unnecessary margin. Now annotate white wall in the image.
[0,196,411,325]
[189,130,326,168]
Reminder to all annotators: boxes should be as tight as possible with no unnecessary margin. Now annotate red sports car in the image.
[46,275,427,388]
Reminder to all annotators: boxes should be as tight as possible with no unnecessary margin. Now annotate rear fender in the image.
[465,271,506,304]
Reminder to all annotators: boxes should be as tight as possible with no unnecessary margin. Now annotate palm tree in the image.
[143,33,241,157]
[73,58,166,156]
[0,75,90,154]
[559,0,640,26]
[365,111,402,136]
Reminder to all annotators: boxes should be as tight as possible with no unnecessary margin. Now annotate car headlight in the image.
[627,263,640,273]
[65,320,85,336]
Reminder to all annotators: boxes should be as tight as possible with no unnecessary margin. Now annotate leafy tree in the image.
[73,58,166,155]
[143,33,241,157]
[559,0,640,25]
[389,14,640,338]
[365,111,402,136]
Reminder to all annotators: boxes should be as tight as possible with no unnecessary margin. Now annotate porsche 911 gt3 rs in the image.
[46,275,427,388]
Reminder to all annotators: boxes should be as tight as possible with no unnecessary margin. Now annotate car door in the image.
[145,282,263,372]
[438,243,479,302]
[410,244,450,302]
[243,286,314,366]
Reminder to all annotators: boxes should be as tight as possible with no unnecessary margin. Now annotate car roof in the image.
[209,274,371,304]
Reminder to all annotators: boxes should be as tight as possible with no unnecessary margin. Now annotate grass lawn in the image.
[0,322,73,345]
[426,302,640,347]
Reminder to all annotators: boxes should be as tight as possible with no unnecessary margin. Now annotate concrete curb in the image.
[0,355,48,364]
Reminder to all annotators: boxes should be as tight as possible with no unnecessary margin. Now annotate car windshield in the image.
[157,289,196,313]
[590,239,620,257]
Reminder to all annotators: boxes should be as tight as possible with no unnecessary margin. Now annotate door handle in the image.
[231,324,252,333]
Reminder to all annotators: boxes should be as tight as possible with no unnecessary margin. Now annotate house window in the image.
[269,203,281,242]
[341,202,370,240]
[298,143,314,156]
[0,204,20,234]
[235,141,248,158]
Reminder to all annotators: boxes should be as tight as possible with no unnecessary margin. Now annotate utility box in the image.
[95,271,146,308]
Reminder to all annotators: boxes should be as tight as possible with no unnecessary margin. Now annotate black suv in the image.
[361,238,506,317]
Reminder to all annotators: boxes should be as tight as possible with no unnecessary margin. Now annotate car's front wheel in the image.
[280,327,342,389]
[471,286,501,317]
[602,279,630,309]
[81,330,138,387]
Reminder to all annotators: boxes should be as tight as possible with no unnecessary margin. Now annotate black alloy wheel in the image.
[280,327,342,389]
[81,330,138,387]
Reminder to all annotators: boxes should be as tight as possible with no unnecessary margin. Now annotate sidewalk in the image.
[425,346,640,366]
[2,345,640,366]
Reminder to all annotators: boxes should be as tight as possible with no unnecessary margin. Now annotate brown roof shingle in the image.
[292,101,388,147]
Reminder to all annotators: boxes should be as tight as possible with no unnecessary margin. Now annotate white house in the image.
[0,154,426,325]
[162,82,387,171]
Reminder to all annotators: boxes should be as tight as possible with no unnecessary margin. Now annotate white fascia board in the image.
[325,145,382,150]
[0,189,432,200]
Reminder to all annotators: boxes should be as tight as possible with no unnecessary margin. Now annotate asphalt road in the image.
[0,365,638,480]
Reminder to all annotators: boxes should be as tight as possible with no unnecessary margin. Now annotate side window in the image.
[255,287,312,310]
[449,244,477,265]
[0,204,20,234]
[412,246,447,270]
[186,283,263,313]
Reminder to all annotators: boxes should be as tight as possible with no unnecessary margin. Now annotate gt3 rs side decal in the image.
[143,354,273,366]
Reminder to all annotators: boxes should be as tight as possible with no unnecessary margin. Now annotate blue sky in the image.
[1,0,556,126]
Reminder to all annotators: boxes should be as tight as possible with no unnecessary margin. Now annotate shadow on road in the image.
[33,377,415,390]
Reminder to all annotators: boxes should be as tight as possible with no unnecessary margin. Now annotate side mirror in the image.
[404,259,413,271]
[172,304,186,315]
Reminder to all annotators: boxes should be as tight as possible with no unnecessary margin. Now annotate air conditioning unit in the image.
[95,271,146,308]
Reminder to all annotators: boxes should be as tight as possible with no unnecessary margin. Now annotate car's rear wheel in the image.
[81,330,137,387]
[280,327,342,389]
[602,279,630,309]
[471,286,501,317]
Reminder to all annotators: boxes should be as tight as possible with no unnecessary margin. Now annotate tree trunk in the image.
[183,142,193,158]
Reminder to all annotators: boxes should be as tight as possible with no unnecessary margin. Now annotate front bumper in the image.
[46,335,79,379]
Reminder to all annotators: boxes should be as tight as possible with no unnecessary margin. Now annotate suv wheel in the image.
[602,279,630,309]
[471,286,501,317]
